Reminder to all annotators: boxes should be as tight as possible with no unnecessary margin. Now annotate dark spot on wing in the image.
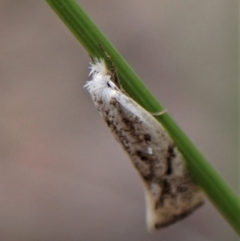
[135,150,149,161]
[162,180,171,196]
[156,180,172,208]
[144,134,151,142]
[177,184,188,193]
[106,119,111,127]
[165,145,176,175]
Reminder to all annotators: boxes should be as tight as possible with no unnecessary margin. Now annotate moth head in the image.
[85,58,120,96]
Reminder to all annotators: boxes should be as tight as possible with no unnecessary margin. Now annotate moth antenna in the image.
[89,54,94,63]
[98,44,122,90]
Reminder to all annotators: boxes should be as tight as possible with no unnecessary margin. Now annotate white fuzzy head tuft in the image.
[89,58,108,76]
[84,58,119,102]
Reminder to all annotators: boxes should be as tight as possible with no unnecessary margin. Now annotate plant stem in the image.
[45,0,240,235]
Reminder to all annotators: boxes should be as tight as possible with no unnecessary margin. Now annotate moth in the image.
[84,57,204,231]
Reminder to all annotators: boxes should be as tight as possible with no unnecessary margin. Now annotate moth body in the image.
[85,58,204,231]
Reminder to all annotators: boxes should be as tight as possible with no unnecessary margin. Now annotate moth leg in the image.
[98,44,121,89]
[151,110,167,116]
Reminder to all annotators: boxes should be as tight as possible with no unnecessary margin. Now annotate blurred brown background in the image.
[0,0,239,240]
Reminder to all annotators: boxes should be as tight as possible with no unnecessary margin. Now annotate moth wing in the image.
[104,95,204,231]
